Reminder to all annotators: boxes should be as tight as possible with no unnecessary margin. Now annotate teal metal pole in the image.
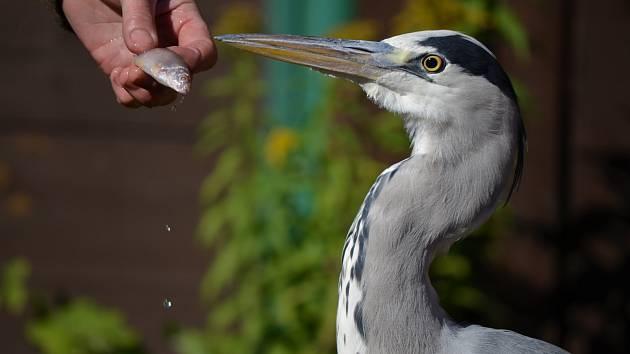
[264,0,356,127]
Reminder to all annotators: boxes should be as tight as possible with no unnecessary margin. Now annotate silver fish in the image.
[134,48,191,95]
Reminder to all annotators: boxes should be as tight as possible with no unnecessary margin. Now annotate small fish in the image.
[134,48,191,95]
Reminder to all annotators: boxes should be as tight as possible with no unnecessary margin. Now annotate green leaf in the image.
[0,257,30,315]
[199,148,243,203]
[431,254,471,279]
[173,330,211,354]
[197,206,228,247]
[494,4,530,59]
[26,298,141,354]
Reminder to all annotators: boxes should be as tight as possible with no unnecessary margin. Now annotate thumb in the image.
[121,0,158,54]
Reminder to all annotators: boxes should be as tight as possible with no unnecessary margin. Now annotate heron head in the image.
[219,31,515,113]
[215,30,524,197]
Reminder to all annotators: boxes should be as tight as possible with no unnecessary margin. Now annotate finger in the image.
[116,67,179,107]
[125,84,178,107]
[169,40,216,74]
[125,66,179,105]
[110,68,141,108]
[114,67,153,106]
[126,66,155,89]
[166,3,217,73]
[121,0,158,54]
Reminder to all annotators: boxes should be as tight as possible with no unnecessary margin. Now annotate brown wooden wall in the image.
[0,2,239,353]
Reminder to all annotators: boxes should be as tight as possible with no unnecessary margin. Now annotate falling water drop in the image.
[163,298,173,310]
[170,95,186,112]
[165,225,172,232]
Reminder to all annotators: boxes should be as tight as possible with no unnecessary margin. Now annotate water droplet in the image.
[165,225,172,232]
[163,298,173,309]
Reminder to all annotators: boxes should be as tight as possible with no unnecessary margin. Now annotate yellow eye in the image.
[421,54,445,73]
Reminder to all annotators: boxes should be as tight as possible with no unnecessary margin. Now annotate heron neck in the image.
[359,130,512,352]
[405,117,461,159]
[362,243,449,353]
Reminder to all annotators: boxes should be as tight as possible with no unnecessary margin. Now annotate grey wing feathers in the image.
[461,325,571,354]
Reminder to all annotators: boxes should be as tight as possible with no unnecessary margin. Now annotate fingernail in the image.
[110,68,120,85]
[111,67,121,78]
[130,29,154,51]
[118,68,130,87]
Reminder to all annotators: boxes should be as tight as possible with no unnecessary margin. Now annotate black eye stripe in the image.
[418,35,517,99]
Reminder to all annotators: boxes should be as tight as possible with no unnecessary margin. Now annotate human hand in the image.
[63,0,217,108]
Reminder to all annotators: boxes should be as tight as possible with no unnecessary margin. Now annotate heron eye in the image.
[421,54,445,73]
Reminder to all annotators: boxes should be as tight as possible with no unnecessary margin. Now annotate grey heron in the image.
[215,30,570,354]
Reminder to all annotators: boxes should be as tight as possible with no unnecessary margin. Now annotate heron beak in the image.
[214,34,405,82]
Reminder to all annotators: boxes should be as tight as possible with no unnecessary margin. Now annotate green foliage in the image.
[392,0,529,53]
[0,257,30,315]
[172,330,212,354]
[1,258,144,354]
[494,3,530,58]
[26,298,143,354]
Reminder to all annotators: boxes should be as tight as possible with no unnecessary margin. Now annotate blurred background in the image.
[1,0,629,353]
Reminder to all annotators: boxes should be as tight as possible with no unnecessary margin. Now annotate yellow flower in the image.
[265,128,298,167]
